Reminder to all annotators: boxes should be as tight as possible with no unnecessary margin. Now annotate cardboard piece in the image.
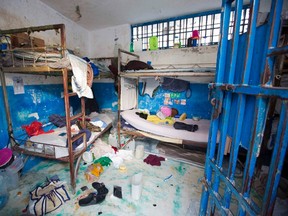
[11,33,45,48]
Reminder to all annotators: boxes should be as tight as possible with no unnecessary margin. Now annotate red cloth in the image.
[143,154,165,166]
[22,121,54,137]
[111,146,118,154]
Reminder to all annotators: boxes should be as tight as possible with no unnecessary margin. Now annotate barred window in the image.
[131,6,250,51]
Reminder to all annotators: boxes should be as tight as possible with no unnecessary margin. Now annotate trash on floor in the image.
[131,172,143,200]
[143,154,166,166]
[85,163,104,181]
[78,182,109,207]
[94,156,112,166]
[113,185,122,199]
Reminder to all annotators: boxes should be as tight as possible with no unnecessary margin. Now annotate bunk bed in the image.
[117,49,216,147]
[0,24,112,192]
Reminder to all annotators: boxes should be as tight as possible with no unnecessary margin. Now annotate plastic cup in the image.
[131,173,143,200]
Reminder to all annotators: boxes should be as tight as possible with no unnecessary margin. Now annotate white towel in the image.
[68,53,93,99]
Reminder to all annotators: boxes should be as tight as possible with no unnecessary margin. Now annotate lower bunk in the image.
[11,113,112,192]
[120,109,213,148]
[13,113,112,159]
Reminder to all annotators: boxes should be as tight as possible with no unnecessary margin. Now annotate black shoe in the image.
[79,192,106,206]
[92,182,109,196]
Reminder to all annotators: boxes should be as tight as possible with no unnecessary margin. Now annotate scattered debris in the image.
[81,186,88,191]
[163,174,173,182]
[113,185,122,199]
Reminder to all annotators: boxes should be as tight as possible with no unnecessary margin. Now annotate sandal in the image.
[78,192,106,206]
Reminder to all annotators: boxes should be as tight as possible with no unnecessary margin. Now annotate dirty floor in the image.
[0,139,205,216]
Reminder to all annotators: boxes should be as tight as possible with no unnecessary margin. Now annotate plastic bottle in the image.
[174,36,180,48]
[0,173,9,210]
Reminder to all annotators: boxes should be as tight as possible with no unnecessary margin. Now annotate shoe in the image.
[78,192,106,206]
[92,182,109,196]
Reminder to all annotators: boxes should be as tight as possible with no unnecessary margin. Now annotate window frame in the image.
[131,4,250,51]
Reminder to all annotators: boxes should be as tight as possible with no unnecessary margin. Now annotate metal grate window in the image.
[131,6,250,51]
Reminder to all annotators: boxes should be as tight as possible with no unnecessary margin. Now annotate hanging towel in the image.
[68,53,93,99]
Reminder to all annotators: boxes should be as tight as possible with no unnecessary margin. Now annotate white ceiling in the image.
[40,0,224,31]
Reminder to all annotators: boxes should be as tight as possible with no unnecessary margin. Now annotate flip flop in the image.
[92,182,109,196]
[78,192,106,206]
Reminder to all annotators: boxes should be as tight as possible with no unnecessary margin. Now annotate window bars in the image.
[131,6,249,50]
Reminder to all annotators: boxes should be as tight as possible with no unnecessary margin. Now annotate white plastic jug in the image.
[0,173,9,210]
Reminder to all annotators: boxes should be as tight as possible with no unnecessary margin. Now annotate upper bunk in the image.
[117,48,216,81]
[0,24,68,75]
[0,24,100,161]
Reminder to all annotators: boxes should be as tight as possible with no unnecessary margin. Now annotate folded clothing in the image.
[49,114,77,128]
[144,154,165,166]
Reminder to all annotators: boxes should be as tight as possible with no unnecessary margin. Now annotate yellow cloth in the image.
[90,163,104,177]
[179,113,187,121]
[147,115,174,125]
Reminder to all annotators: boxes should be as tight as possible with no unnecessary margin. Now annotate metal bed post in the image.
[59,24,86,193]
[0,67,15,146]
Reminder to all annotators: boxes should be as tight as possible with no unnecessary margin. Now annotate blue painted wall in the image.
[1,81,211,149]
[0,83,82,172]
[92,81,212,119]
[6,85,80,137]
[0,78,212,172]
[92,82,118,112]
[138,83,212,119]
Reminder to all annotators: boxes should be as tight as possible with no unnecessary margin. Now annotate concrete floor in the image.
[0,138,205,216]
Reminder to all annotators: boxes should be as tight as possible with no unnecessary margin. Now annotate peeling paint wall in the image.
[89,24,131,58]
[134,46,218,69]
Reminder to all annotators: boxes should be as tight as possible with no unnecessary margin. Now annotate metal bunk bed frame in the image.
[116,48,216,147]
[0,24,86,193]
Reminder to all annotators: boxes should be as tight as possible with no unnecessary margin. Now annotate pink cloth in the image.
[160,106,172,117]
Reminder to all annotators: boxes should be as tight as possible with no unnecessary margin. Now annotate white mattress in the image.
[121,109,211,143]
[29,113,112,158]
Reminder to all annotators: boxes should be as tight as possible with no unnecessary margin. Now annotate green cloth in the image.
[94,156,112,166]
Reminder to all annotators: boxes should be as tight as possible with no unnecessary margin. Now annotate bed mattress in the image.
[121,109,212,143]
[28,113,112,158]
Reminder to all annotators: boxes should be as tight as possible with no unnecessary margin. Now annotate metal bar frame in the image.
[199,0,286,215]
